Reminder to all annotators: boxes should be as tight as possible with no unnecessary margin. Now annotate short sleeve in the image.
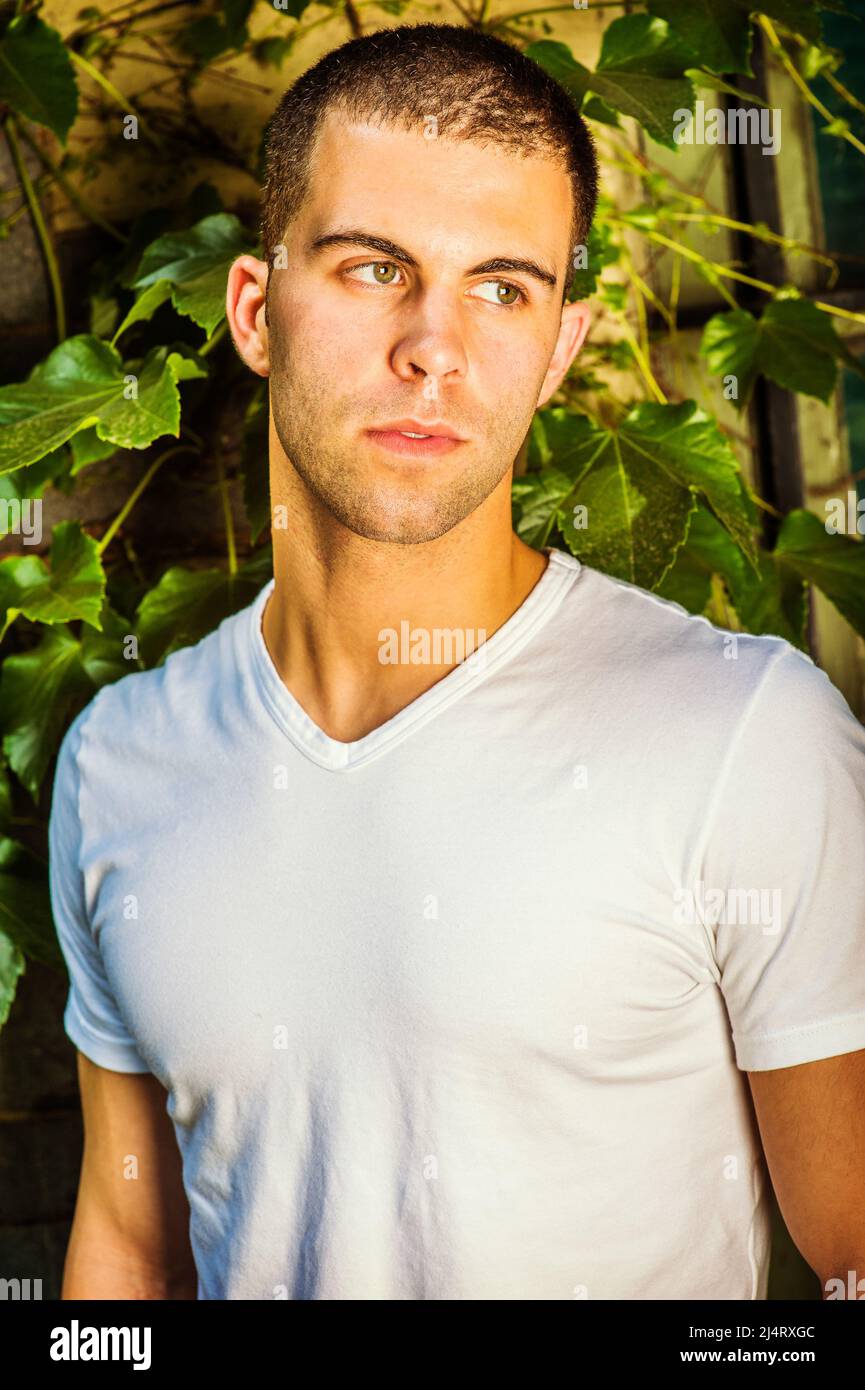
[48,707,151,1074]
[697,642,865,1071]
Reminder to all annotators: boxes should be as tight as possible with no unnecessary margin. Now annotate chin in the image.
[338,502,462,547]
[350,520,457,546]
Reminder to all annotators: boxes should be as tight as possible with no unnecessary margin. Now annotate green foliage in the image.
[700,297,843,406]
[528,27,697,149]
[568,217,620,300]
[0,0,863,1033]
[125,214,257,337]
[179,0,256,60]
[0,836,62,971]
[0,520,105,628]
[0,338,208,470]
[0,14,78,142]
[515,403,757,588]
[135,554,273,667]
[0,928,25,1028]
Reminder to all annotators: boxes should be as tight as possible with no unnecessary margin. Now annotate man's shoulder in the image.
[565,561,838,727]
[59,587,261,773]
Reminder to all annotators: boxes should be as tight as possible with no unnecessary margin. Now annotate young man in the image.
[51,24,865,1301]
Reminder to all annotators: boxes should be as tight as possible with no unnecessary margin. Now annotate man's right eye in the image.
[344,262,404,287]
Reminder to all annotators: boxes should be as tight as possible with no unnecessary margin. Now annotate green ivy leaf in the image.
[527,33,694,149]
[596,13,697,77]
[0,837,63,971]
[100,344,207,448]
[0,447,67,503]
[0,520,105,629]
[524,42,592,107]
[136,558,272,666]
[700,299,839,408]
[512,465,574,550]
[0,337,207,472]
[655,501,744,613]
[80,600,140,686]
[131,214,256,335]
[774,507,865,638]
[0,627,94,799]
[647,0,754,76]
[111,278,174,344]
[568,215,621,301]
[514,402,757,588]
[654,538,715,613]
[252,36,295,68]
[651,0,843,76]
[684,69,771,105]
[589,71,695,151]
[0,927,25,1028]
[0,593,139,802]
[179,17,235,61]
[580,93,621,128]
[598,281,628,312]
[0,14,78,143]
[224,0,255,32]
[69,426,118,475]
[657,503,808,643]
[89,289,119,339]
[727,546,809,646]
[179,0,254,59]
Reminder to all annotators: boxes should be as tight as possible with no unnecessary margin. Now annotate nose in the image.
[390,286,469,389]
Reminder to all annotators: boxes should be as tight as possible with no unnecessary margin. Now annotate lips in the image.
[368,418,465,440]
[365,420,466,460]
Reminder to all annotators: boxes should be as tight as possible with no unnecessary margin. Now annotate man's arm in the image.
[748,1049,865,1297]
[62,1052,198,1299]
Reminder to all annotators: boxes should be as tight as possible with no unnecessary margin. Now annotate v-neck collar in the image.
[247,546,582,772]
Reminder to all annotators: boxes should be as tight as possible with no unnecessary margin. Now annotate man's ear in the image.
[226,255,270,377]
[536,300,592,409]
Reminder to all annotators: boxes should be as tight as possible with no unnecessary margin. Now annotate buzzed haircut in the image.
[260,22,599,306]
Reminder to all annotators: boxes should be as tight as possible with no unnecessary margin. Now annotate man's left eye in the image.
[472,280,524,307]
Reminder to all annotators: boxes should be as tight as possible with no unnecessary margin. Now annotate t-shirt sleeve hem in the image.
[733,1011,865,1071]
[64,997,152,1075]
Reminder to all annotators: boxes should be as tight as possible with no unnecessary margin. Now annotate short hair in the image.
[260,22,599,306]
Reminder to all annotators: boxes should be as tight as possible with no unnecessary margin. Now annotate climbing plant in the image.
[0,0,864,1027]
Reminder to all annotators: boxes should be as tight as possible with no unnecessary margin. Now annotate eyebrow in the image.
[308,227,559,292]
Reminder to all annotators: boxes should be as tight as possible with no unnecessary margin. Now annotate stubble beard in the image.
[267,320,528,547]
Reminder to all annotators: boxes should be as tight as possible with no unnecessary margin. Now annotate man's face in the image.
[254,111,589,545]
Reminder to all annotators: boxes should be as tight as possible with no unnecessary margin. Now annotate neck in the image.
[261,443,548,744]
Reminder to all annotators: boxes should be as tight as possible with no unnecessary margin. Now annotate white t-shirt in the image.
[48,546,865,1300]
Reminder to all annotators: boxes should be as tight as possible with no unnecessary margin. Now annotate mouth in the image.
[365,419,466,460]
